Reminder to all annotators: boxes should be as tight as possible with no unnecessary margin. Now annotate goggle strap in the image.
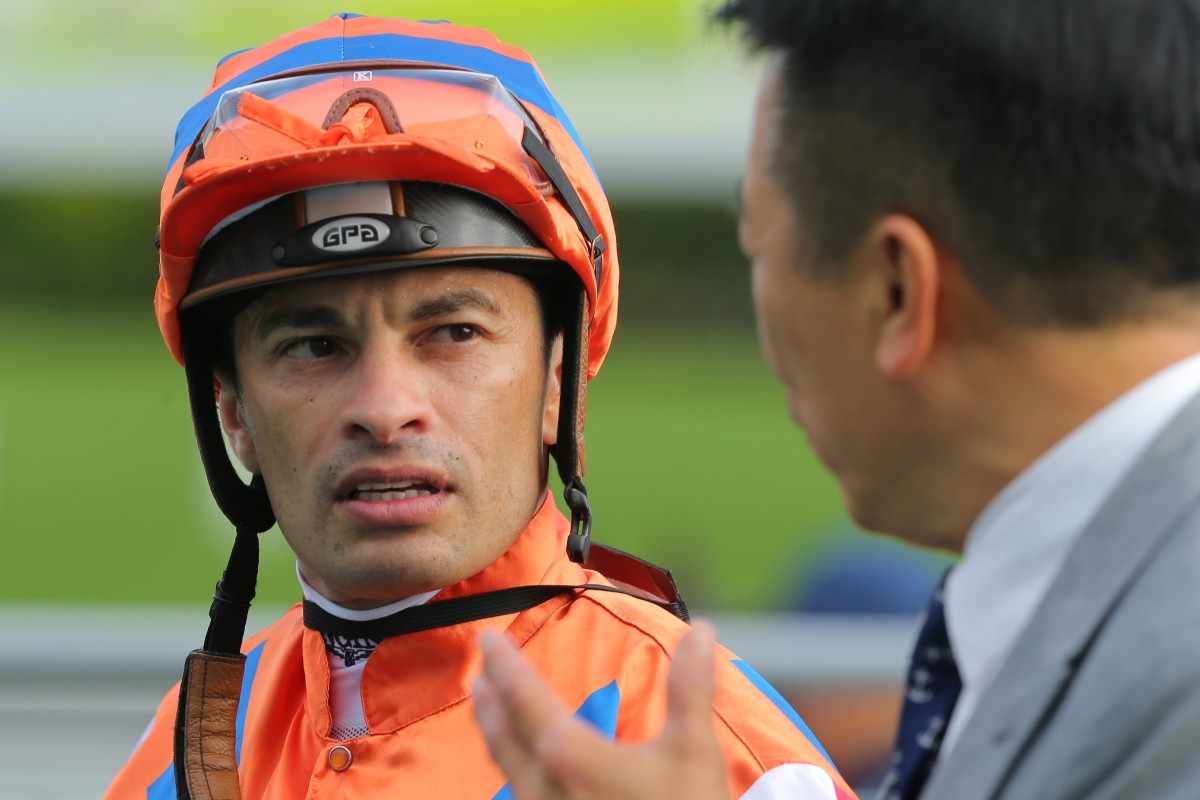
[172,131,208,198]
[520,127,605,287]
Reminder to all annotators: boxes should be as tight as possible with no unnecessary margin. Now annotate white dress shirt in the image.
[940,352,1200,759]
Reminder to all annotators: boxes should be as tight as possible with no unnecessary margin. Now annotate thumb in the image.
[662,620,719,752]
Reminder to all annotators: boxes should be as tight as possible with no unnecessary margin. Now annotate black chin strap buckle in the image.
[564,478,592,564]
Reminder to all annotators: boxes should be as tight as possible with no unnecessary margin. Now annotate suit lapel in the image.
[920,389,1200,800]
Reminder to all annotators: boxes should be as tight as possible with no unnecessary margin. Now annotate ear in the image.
[541,333,564,446]
[215,372,262,474]
[868,215,940,379]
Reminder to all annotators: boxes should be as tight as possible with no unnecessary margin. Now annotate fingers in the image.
[662,620,718,750]
[474,633,571,799]
[476,629,574,746]
[473,672,538,788]
[476,630,638,798]
[660,621,729,798]
[476,630,610,783]
[474,625,728,800]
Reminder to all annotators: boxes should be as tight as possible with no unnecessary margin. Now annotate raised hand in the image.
[473,620,732,800]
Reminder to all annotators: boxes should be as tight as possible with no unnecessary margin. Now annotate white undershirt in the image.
[299,565,438,739]
[940,352,1200,759]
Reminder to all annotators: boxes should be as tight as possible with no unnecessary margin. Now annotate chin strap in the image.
[203,524,262,654]
[563,478,592,563]
[176,327,276,800]
[173,524,261,800]
[555,283,593,563]
[520,125,605,566]
[302,548,689,639]
[181,327,276,535]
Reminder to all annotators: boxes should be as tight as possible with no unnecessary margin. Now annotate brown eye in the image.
[432,324,479,343]
[283,337,339,359]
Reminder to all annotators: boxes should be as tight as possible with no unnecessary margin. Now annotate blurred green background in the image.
[0,0,901,612]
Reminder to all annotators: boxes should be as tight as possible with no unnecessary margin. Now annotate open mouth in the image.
[350,480,438,501]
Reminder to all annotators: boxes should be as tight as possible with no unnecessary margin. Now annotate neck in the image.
[298,564,441,616]
[904,315,1200,551]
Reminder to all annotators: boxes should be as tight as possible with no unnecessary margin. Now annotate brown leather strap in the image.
[175,650,246,800]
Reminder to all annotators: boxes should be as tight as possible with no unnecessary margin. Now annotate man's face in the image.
[738,57,902,530]
[219,266,561,608]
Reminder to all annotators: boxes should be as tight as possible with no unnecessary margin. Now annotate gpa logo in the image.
[312,216,390,253]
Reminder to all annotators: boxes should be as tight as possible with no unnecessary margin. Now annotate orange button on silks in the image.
[328,745,353,772]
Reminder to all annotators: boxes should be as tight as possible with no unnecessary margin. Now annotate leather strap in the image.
[174,650,246,800]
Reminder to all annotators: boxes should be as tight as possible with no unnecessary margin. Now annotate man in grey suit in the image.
[469,1,1200,798]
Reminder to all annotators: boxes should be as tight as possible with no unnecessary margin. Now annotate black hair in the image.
[715,0,1200,326]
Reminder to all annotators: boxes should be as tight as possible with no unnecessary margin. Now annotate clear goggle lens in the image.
[193,66,552,188]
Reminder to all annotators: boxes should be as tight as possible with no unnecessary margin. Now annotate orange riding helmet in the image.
[157,14,619,565]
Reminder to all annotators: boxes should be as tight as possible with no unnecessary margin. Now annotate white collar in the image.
[941,351,1200,754]
[297,562,439,621]
[298,564,442,739]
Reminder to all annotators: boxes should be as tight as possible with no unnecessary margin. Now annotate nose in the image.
[339,343,432,445]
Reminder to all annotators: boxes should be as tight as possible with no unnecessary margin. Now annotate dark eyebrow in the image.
[252,305,348,341]
[409,288,504,322]
[247,288,503,341]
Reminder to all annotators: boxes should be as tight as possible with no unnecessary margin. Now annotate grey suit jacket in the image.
[920,389,1200,800]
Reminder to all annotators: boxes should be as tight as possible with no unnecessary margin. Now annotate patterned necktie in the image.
[878,576,962,800]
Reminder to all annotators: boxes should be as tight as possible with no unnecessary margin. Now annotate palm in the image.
[473,622,731,800]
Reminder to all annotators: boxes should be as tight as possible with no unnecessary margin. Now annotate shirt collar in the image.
[299,565,438,621]
[296,491,579,735]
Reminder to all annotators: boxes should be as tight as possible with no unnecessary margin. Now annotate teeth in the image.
[353,480,435,501]
[358,480,418,491]
[358,488,433,501]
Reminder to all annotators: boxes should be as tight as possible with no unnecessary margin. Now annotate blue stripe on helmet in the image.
[169,32,592,177]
